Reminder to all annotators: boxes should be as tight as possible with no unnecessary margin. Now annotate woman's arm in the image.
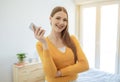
[34,27,58,77]
[59,35,89,76]
[36,42,58,77]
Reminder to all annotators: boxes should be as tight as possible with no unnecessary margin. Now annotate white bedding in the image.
[77,68,120,82]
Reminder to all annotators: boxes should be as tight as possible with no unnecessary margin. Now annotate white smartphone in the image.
[29,23,37,31]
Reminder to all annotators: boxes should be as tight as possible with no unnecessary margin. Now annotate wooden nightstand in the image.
[13,63,45,82]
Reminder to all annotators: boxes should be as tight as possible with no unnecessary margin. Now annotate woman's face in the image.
[50,11,68,33]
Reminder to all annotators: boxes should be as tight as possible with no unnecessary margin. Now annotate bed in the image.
[77,68,120,82]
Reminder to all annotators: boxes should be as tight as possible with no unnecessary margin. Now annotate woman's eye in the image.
[56,17,60,20]
[63,19,67,21]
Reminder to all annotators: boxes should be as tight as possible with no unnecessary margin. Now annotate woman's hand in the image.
[33,26,48,49]
[56,71,62,77]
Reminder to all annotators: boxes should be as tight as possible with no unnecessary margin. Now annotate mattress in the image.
[77,68,120,82]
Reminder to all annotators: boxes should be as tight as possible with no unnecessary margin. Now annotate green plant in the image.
[16,53,26,63]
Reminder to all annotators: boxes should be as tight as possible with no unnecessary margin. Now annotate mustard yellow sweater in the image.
[36,35,89,82]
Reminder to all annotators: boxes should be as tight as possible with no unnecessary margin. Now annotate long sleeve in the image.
[60,35,89,76]
[36,42,57,77]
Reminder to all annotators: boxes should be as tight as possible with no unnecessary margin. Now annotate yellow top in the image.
[36,35,89,82]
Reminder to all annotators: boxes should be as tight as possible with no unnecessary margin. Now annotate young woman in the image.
[33,6,89,82]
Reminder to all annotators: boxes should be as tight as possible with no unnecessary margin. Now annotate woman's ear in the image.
[49,16,52,20]
[49,17,52,25]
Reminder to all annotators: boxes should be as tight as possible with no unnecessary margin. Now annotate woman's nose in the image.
[59,20,64,24]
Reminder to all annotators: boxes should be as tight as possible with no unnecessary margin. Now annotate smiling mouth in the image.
[56,25,64,29]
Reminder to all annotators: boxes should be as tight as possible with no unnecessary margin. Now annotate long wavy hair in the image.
[50,6,77,63]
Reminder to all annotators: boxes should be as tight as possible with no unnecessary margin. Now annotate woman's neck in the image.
[48,31,65,48]
[49,31,61,41]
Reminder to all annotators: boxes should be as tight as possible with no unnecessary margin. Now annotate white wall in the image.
[0,0,75,82]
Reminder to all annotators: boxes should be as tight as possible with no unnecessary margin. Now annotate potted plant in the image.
[16,53,26,65]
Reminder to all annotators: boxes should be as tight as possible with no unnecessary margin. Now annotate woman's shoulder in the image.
[70,34,79,41]
[70,34,80,46]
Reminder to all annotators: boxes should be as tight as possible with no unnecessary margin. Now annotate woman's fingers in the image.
[35,28,40,35]
[34,27,45,38]
[32,25,36,32]
[33,27,46,44]
[39,30,45,37]
[38,28,43,36]
[38,29,45,36]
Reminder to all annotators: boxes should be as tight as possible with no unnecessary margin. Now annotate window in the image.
[77,1,120,74]
[100,4,118,73]
[81,7,96,68]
